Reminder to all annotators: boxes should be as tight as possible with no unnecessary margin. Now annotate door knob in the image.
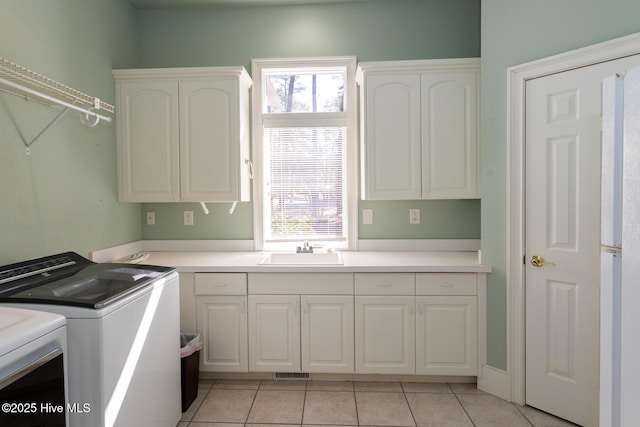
[530,255,545,267]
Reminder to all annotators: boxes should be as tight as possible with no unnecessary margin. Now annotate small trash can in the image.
[180,333,202,412]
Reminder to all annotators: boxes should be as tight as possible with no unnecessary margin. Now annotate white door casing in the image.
[506,31,640,412]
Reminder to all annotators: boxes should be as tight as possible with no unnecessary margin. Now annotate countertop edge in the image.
[131,250,492,274]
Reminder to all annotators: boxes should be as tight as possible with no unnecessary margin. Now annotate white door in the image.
[355,296,415,374]
[248,295,300,372]
[196,295,248,372]
[525,55,640,427]
[301,295,354,373]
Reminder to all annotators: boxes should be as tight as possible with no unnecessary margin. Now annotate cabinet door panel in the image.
[421,71,478,199]
[180,79,240,202]
[248,295,300,372]
[196,296,248,372]
[301,296,354,373]
[416,296,477,375]
[117,81,180,202]
[362,74,421,200]
[355,296,415,374]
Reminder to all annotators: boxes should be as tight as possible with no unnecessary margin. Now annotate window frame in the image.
[251,57,358,252]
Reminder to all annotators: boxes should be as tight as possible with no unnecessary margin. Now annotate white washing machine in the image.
[0,252,181,427]
[0,306,67,426]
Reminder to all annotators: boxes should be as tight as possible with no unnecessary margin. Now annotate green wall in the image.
[0,0,141,264]
[135,0,482,241]
[481,0,640,369]
[9,0,634,372]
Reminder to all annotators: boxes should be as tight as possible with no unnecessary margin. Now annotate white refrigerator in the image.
[600,64,640,427]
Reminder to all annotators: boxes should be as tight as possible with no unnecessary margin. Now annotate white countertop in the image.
[134,251,490,273]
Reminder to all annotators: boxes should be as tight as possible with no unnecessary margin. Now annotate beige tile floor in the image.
[177,379,580,427]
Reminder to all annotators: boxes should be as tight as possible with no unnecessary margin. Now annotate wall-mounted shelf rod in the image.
[0,77,112,124]
[0,57,115,154]
[0,57,114,114]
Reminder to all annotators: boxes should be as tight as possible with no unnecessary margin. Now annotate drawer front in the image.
[355,273,415,295]
[195,273,247,295]
[248,273,353,295]
[416,273,477,295]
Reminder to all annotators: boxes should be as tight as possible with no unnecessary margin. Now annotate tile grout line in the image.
[353,386,360,427]
[449,384,479,427]
[400,382,418,427]
[243,379,262,425]
[512,403,536,427]
[186,378,215,424]
[300,380,307,425]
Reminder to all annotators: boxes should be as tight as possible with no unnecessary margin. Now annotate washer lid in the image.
[5,263,175,309]
[0,307,65,357]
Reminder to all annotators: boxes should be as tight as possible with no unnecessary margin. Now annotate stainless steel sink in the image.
[259,252,343,265]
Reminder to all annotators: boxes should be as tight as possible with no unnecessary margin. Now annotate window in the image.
[252,57,357,251]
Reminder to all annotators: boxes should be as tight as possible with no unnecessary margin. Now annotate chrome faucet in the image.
[296,241,313,253]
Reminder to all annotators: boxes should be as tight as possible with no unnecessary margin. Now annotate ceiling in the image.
[129,0,377,7]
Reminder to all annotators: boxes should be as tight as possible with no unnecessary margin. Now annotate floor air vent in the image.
[274,372,310,380]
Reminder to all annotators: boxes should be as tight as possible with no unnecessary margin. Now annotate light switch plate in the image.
[363,209,373,225]
[184,211,194,226]
[409,208,420,224]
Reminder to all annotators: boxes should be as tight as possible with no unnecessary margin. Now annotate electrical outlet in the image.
[146,212,155,225]
[184,211,194,226]
[409,208,420,224]
[363,209,374,225]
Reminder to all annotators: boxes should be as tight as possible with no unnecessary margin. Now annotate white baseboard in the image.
[477,365,509,401]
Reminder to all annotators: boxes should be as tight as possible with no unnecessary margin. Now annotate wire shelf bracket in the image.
[0,57,115,155]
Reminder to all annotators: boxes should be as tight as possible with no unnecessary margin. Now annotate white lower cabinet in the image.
[195,273,248,372]
[301,295,354,373]
[248,294,355,373]
[416,273,479,376]
[247,273,355,373]
[190,271,480,377]
[416,296,477,375]
[355,296,416,374]
[248,295,301,372]
[197,296,248,372]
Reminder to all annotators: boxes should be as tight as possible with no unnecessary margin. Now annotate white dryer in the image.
[0,252,181,427]
[0,306,67,426]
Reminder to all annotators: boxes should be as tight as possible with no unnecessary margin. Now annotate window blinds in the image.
[264,126,347,242]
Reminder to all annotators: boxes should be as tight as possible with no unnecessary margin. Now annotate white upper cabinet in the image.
[115,80,180,202]
[361,74,422,199]
[357,58,480,200]
[114,67,252,203]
